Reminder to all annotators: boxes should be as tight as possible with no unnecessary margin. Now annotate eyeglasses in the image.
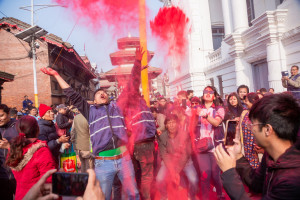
[246,122,265,129]
[203,90,214,95]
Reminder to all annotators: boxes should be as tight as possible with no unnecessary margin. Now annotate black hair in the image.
[246,92,259,104]
[0,104,10,114]
[291,65,299,70]
[237,85,249,94]
[187,90,194,95]
[227,92,243,113]
[29,107,37,111]
[201,86,221,106]
[150,107,158,113]
[9,109,18,116]
[164,114,179,125]
[93,88,107,99]
[249,93,300,142]
[260,88,267,93]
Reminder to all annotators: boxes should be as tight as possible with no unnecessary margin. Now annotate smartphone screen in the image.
[52,172,88,196]
[225,121,237,146]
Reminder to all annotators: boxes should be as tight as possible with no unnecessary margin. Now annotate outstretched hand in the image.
[135,47,145,61]
[40,67,59,76]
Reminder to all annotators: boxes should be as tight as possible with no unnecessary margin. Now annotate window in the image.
[217,75,224,98]
[53,81,58,91]
[212,26,224,50]
[210,78,214,87]
[246,0,255,26]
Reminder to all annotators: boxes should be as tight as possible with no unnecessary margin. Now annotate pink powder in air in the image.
[54,0,139,35]
[150,6,190,71]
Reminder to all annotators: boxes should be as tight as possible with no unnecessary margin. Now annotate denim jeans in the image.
[94,153,140,200]
[156,159,198,200]
[196,152,223,200]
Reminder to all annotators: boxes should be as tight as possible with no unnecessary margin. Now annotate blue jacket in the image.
[89,103,128,155]
[117,60,156,143]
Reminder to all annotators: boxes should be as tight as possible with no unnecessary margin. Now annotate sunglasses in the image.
[203,90,214,95]
[191,102,199,105]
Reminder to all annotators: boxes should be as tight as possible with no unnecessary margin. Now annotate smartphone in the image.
[225,120,237,146]
[281,71,289,77]
[52,172,89,196]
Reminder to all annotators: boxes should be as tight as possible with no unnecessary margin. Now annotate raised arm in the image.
[40,67,90,120]
[41,67,70,89]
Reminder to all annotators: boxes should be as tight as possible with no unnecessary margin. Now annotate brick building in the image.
[0,17,97,109]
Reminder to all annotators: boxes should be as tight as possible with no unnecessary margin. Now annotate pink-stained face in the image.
[229,96,238,107]
[203,87,215,102]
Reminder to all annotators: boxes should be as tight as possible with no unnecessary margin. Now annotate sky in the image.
[0,0,164,72]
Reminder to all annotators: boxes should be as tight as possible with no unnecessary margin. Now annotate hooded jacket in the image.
[10,140,56,200]
[221,145,300,200]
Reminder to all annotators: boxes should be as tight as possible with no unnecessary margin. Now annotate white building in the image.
[167,0,300,97]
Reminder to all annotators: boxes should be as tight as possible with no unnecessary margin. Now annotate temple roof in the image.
[105,66,162,82]
[110,50,154,66]
[117,37,140,50]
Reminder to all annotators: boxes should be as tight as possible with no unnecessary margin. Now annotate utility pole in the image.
[139,0,150,106]
[31,0,39,108]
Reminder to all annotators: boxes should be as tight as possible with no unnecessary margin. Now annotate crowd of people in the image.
[0,48,300,200]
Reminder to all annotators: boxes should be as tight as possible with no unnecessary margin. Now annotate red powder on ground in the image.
[54,0,139,34]
[150,6,189,70]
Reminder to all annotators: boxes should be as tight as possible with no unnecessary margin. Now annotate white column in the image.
[230,0,249,33]
[267,41,286,92]
[235,57,253,91]
[221,0,233,35]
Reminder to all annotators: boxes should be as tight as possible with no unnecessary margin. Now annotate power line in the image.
[0,10,8,17]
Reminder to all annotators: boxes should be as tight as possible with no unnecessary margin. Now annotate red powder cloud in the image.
[54,0,139,35]
[150,6,189,70]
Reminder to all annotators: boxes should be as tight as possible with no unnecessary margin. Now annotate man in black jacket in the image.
[214,93,300,199]
[0,104,17,200]
[56,104,73,136]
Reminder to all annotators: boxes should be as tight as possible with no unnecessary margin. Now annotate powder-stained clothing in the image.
[158,129,192,173]
[63,87,128,156]
[198,104,224,152]
[10,140,56,200]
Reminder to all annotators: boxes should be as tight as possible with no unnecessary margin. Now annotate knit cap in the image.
[39,104,52,117]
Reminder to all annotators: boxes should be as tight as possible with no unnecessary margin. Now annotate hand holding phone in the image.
[225,120,237,146]
[52,172,89,196]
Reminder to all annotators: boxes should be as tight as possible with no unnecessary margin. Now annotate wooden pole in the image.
[139,0,150,106]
